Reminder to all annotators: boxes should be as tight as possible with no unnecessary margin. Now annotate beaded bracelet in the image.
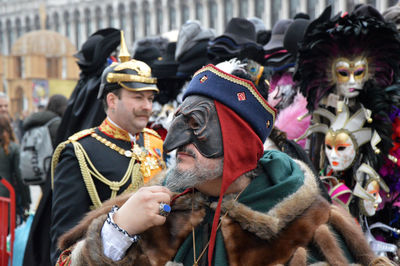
[106,205,140,243]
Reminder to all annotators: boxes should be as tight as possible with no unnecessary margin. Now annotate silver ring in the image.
[159,202,171,217]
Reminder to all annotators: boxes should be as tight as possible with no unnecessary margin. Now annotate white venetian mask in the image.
[325,130,356,172]
[362,180,382,216]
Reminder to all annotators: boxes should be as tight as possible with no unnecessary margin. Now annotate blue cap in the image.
[183,64,276,142]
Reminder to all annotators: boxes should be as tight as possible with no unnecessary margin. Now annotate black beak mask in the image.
[163,95,223,158]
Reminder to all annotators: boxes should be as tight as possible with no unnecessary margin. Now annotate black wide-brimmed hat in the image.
[383,3,400,30]
[177,39,210,78]
[175,20,215,61]
[220,17,257,45]
[353,4,384,20]
[152,42,179,79]
[247,17,270,45]
[133,45,161,69]
[383,4,400,29]
[263,19,293,52]
[283,18,311,55]
[74,28,120,74]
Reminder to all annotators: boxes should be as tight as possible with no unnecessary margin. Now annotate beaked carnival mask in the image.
[163,95,223,158]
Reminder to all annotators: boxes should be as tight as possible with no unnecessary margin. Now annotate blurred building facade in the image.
[0,0,398,116]
[1,0,398,55]
[6,29,79,118]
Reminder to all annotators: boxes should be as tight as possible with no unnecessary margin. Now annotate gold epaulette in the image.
[68,128,96,142]
[143,127,161,139]
[51,128,96,190]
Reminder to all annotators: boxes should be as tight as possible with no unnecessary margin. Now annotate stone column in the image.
[189,0,196,21]
[281,0,289,19]
[315,0,325,18]
[378,0,389,12]
[137,2,145,40]
[264,0,271,29]
[149,0,158,36]
[299,0,307,13]
[216,0,224,34]
[233,0,239,17]
[248,0,256,17]
[1,22,7,54]
[176,0,182,29]
[202,0,210,29]
[70,12,77,50]
[338,0,346,13]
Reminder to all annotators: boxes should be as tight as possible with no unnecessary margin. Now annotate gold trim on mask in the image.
[332,57,368,84]
[325,129,358,170]
[325,130,353,150]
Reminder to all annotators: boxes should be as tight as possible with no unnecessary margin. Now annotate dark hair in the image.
[102,88,123,111]
[0,114,15,154]
[46,94,68,117]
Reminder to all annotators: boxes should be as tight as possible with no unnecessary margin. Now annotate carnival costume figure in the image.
[294,5,400,260]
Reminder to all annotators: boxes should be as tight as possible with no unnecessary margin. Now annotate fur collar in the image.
[58,159,378,266]
[216,159,320,240]
[59,160,319,249]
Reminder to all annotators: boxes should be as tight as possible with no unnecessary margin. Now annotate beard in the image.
[165,150,224,192]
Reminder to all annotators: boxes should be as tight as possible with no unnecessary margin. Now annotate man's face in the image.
[107,89,154,135]
[166,143,223,192]
[0,97,9,116]
[325,130,356,172]
[333,57,368,98]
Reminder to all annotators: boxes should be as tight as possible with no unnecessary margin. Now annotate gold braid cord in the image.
[51,140,69,190]
[71,141,142,209]
[51,128,144,209]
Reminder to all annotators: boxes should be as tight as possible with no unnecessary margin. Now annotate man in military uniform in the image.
[49,32,165,264]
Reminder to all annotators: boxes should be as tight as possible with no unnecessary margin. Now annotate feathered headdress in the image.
[294,5,400,112]
[297,105,380,159]
[294,5,400,170]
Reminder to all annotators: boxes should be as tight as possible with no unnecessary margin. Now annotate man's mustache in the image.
[177,146,197,158]
[134,111,151,118]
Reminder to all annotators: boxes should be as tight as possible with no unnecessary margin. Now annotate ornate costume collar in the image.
[98,118,133,142]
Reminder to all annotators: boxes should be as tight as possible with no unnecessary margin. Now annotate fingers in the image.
[152,214,167,225]
[144,186,173,197]
[151,192,171,205]
[113,186,172,235]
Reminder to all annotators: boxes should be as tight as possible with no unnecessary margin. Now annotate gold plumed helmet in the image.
[98,31,159,99]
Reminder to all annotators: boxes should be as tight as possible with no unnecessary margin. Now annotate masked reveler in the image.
[297,105,389,216]
[52,61,394,265]
[294,5,400,259]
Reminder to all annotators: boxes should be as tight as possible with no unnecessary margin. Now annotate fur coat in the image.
[56,159,380,266]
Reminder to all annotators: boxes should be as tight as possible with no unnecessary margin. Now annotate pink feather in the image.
[274,92,310,148]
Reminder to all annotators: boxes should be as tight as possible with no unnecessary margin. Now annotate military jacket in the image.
[50,118,164,263]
